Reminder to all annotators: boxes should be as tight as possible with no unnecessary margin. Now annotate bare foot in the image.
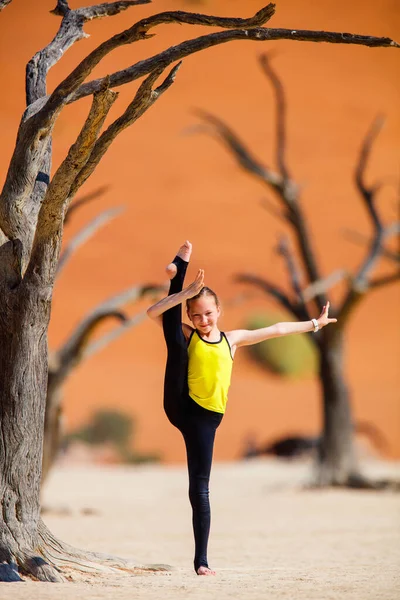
[166,240,192,279]
[197,566,216,576]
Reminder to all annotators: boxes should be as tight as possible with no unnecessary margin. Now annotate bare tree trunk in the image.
[0,286,61,581]
[0,284,164,581]
[316,332,357,486]
[198,56,399,488]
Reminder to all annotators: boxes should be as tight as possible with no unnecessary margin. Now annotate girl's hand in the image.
[184,269,204,299]
[317,301,337,329]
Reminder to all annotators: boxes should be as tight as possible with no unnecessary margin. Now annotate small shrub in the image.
[65,409,160,463]
[68,410,132,450]
[245,312,318,378]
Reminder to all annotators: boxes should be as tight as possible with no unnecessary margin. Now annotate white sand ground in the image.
[2,459,400,600]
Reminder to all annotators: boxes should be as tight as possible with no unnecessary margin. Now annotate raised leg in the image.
[162,242,191,427]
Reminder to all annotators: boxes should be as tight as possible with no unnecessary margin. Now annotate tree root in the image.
[346,474,400,491]
[20,554,64,582]
[308,470,400,491]
[37,520,171,581]
[0,519,171,582]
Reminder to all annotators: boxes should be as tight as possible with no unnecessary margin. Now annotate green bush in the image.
[245,312,318,378]
[65,409,160,463]
[69,410,132,450]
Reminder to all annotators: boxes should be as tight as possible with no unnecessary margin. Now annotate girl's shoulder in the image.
[182,323,194,341]
[224,329,241,343]
[223,330,242,358]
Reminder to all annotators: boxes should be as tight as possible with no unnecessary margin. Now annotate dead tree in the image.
[0,0,398,583]
[196,54,400,488]
[42,199,165,484]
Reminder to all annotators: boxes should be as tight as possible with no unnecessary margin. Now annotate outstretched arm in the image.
[228,302,337,348]
[147,269,204,322]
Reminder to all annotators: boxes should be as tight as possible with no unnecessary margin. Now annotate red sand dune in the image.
[1,0,399,461]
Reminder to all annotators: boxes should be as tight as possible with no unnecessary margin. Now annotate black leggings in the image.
[162,256,223,572]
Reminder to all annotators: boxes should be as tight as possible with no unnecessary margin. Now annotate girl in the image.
[147,241,337,576]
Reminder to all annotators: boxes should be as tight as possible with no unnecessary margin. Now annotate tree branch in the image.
[235,273,305,321]
[28,0,152,103]
[6,1,152,291]
[342,227,400,263]
[64,185,111,224]
[197,57,327,311]
[355,115,385,230]
[276,235,304,301]
[25,82,117,283]
[259,52,290,180]
[57,206,124,277]
[68,1,152,20]
[337,119,399,329]
[352,120,397,283]
[30,4,276,119]
[369,271,400,289]
[51,310,127,390]
[69,63,181,198]
[2,3,398,282]
[0,3,275,256]
[43,82,117,237]
[52,283,164,387]
[71,27,399,104]
[84,311,145,359]
[259,197,287,221]
[0,0,12,12]
[302,269,348,302]
[255,53,327,308]
[194,110,284,189]
[7,6,397,233]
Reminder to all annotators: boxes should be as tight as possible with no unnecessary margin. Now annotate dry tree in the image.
[196,53,399,488]
[43,194,165,483]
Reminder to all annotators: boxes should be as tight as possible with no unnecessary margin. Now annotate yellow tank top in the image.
[187,330,233,414]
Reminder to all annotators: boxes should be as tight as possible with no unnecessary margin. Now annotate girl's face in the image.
[187,296,220,334]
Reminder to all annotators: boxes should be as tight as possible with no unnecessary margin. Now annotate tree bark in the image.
[0,284,60,581]
[315,332,357,486]
[0,285,165,580]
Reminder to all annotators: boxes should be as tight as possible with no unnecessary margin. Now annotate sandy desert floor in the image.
[2,459,400,600]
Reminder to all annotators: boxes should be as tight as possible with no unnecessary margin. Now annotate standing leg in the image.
[162,242,191,427]
[182,405,223,575]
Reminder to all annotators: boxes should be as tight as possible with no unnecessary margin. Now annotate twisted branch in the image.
[276,235,305,302]
[25,81,118,283]
[57,206,124,277]
[28,0,152,103]
[235,273,305,321]
[194,110,283,189]
[197,55,326,311]
[302,270,348,303]
[64,185,111,224]
[31,4,276,118]
[51,283,163,389]
[369,271,400,288]
[259,52,290,180]
[0,3,275,253]
[71,27,399,104]
[338,118,400,327]
[342,227,400,263]
[0,0,12,11]
[69,63,181,197]
[84,311,145,359]
[49,310,126,392]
